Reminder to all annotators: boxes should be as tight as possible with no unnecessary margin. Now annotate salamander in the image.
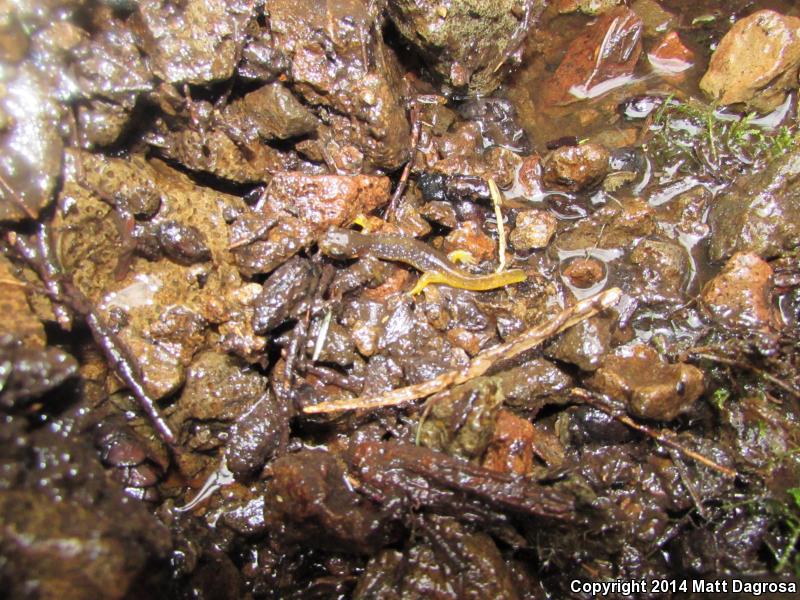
[319,227,526,295]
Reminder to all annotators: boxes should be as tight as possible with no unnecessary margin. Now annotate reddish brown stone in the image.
[517,155,543,198]
[543,142,610,191]
[542,6,643,106]
[443,220,496,262]
[562,257,605,288]
[648,31,694,73]
[482,410,535,476]
[264,172,391,233]
[701,252,779,331]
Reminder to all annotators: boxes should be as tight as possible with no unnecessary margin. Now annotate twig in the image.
[0,277,27,287]
[385,102,422,220]
[35,222,73,329]
[9,230,177,447]
[488,178,507,273]
[667,447,709,520]
[303,364,364,394]
[80,296,177,446]
[0,171,36,219]
[303,287,622,414]
[689,350,800,399]
[312,309,332,361]
[571,388,737,479]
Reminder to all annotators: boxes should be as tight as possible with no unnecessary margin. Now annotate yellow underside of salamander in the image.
[409,268,527,296]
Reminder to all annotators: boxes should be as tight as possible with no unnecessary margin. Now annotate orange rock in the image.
[362,267,411,302]
[482,410,535,476]
[701,252,779,331]
[443,220,496,262]
[543,6,643,106]
[648,31,694,74]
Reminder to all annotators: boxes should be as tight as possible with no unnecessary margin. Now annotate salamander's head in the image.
[319,227,358,259]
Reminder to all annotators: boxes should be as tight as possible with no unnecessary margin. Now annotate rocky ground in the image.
[0,1,799,598]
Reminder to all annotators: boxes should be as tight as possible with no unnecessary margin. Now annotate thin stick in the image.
[0,171,36,219]
[571,388,737,479]
[9,231,177,446]
[386,103,422,220]
[488,178,507,273]
[303,287,622,414]
[0,277,27,287]
[690,351,800,399]
[312,309,332,361]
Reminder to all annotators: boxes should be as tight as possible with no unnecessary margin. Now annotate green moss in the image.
[645,98,799,181]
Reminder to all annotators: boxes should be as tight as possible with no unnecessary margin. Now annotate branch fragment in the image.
[303,287,622,414]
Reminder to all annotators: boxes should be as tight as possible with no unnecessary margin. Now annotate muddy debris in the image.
[2,1,800,598]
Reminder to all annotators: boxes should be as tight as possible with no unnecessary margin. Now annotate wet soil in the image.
[1,1,799,598]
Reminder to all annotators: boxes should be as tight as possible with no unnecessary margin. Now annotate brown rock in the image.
[482,410,535,476]
[587,344,705,421]
[134,0,252,85]
[220,82,319,141]
[546,314,613,371]
[543,6,643,105]
[510,209,557,250]
[561,257,606,289]
[700,10,800,112]
[0,65,64,222]
[543,142,610,191]
[386,0,546,95]
[708,148,800,261]
[265,172,391,233]
[701,252,778,331]
[269,0,411,171]
[630,0,676,37]
[648,31,694,74]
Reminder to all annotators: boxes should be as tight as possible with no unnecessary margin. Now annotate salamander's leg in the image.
[446,249,476,266]
[409,271,446,296]
[350,214,371,232]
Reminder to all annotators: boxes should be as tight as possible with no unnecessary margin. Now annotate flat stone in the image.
[542,6,643,105]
